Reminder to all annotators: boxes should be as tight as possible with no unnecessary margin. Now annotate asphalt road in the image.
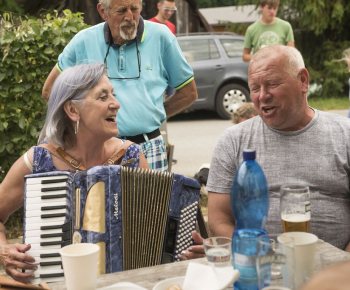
[167,109,348,177]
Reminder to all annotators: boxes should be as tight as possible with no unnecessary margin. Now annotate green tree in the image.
[0,0,24,13]
[195,0,212,8]
[230,0,350,98]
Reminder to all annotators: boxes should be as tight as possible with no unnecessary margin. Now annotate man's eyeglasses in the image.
[162,5,177,12]
[104,40,141,80]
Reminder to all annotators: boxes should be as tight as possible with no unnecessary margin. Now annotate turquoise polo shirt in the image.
[57,17,194,136]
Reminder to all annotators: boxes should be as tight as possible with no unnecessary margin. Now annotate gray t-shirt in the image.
[207,109,350,250]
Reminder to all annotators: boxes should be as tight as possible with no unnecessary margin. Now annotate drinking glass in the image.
[203,237,232,267]
[280,184,310,233]
[256,234,295,290]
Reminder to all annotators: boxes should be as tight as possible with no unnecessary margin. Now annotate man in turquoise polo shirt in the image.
[242,0,294,62]
[42,0,197,172]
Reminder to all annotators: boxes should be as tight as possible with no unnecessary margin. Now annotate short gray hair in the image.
[99,0,143,14]
[39,63,107,148]
[250,44,305,78]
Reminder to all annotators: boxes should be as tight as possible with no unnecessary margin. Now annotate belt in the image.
[122,128,161,144]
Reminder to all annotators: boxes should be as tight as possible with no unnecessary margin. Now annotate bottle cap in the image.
[243,149,256,160]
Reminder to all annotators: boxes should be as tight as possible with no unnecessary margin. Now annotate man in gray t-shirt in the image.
[207,45,350,252]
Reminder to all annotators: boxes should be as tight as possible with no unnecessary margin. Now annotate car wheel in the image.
[215,84,251,119]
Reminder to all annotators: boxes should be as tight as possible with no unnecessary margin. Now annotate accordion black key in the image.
[23,165,201,284]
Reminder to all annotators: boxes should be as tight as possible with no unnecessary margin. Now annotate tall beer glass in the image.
[280,184,310,233]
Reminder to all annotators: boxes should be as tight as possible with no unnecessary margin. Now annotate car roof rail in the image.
[176,32,239,37]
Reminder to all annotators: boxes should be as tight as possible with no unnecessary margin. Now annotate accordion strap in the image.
[38,140,135,171]
[104,140,134,166]
[38,143,83,169]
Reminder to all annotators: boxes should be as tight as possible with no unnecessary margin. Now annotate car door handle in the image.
[215,65,223,70]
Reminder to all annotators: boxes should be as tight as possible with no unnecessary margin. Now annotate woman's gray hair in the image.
[99,0,143,15]
[250,44,305,78]
[39,63,107,148]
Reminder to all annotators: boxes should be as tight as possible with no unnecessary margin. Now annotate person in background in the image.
[0,63,150,283]
[243,0,294,62]
[42,0,198,172]
[207,45,350,253]
[148,0,176,35]
[340,48,350,118]
[232,102,258,124]
[149,0,177,98]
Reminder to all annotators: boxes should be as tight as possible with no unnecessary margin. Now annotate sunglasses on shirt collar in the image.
[104,39,141,80]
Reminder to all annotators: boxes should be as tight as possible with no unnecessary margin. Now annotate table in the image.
[50,239,350,290]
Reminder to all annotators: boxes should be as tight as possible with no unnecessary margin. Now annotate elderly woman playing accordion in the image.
[0,63,150,283]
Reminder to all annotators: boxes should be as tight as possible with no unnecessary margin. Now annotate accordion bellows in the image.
[23,165,201,284]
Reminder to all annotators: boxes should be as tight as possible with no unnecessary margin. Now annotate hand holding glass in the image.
[280,184,310,233]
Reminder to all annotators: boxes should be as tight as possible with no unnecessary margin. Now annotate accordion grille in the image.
[121,167,173,270]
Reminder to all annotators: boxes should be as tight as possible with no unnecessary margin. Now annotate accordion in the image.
[23,165,201,285]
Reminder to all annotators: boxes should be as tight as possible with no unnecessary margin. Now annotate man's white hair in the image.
[250,44,305,78]
[99,0,143,14]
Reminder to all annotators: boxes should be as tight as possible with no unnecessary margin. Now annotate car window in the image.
[220,39,244,58]
[178,39,220,62]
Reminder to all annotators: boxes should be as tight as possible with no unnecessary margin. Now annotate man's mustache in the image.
[120,21,136,28]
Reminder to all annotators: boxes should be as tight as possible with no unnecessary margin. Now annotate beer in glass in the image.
[280,184,310,233]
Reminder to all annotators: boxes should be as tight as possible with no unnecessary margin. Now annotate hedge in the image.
[0,10,90,183]
[0,10,89,236]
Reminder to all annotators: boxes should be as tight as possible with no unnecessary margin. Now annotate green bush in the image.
[0,10,90,183]
[0,10,89,237]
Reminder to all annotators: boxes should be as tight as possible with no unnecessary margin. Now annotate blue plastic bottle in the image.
[231,149,269,290]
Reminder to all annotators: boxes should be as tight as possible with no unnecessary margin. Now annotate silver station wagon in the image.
[177,33,250,119]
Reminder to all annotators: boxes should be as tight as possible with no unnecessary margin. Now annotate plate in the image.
[152,276,185,290]
[98,282,147,290]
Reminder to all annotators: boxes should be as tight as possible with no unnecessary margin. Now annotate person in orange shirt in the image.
[149,0,176,35]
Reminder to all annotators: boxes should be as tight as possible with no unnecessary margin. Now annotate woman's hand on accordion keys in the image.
[0,243,36,283]
[178,231,205,261]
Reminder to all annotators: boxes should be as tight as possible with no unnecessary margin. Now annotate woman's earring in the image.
[75,120,79,135]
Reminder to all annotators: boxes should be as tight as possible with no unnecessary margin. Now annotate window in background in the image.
[178,39,219,61]
[220,39,244,58]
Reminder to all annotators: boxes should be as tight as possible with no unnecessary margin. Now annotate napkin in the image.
[182,262,240,290]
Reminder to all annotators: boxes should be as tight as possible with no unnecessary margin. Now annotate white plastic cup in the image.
[282,232,318,289]
[59,243,99,290]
